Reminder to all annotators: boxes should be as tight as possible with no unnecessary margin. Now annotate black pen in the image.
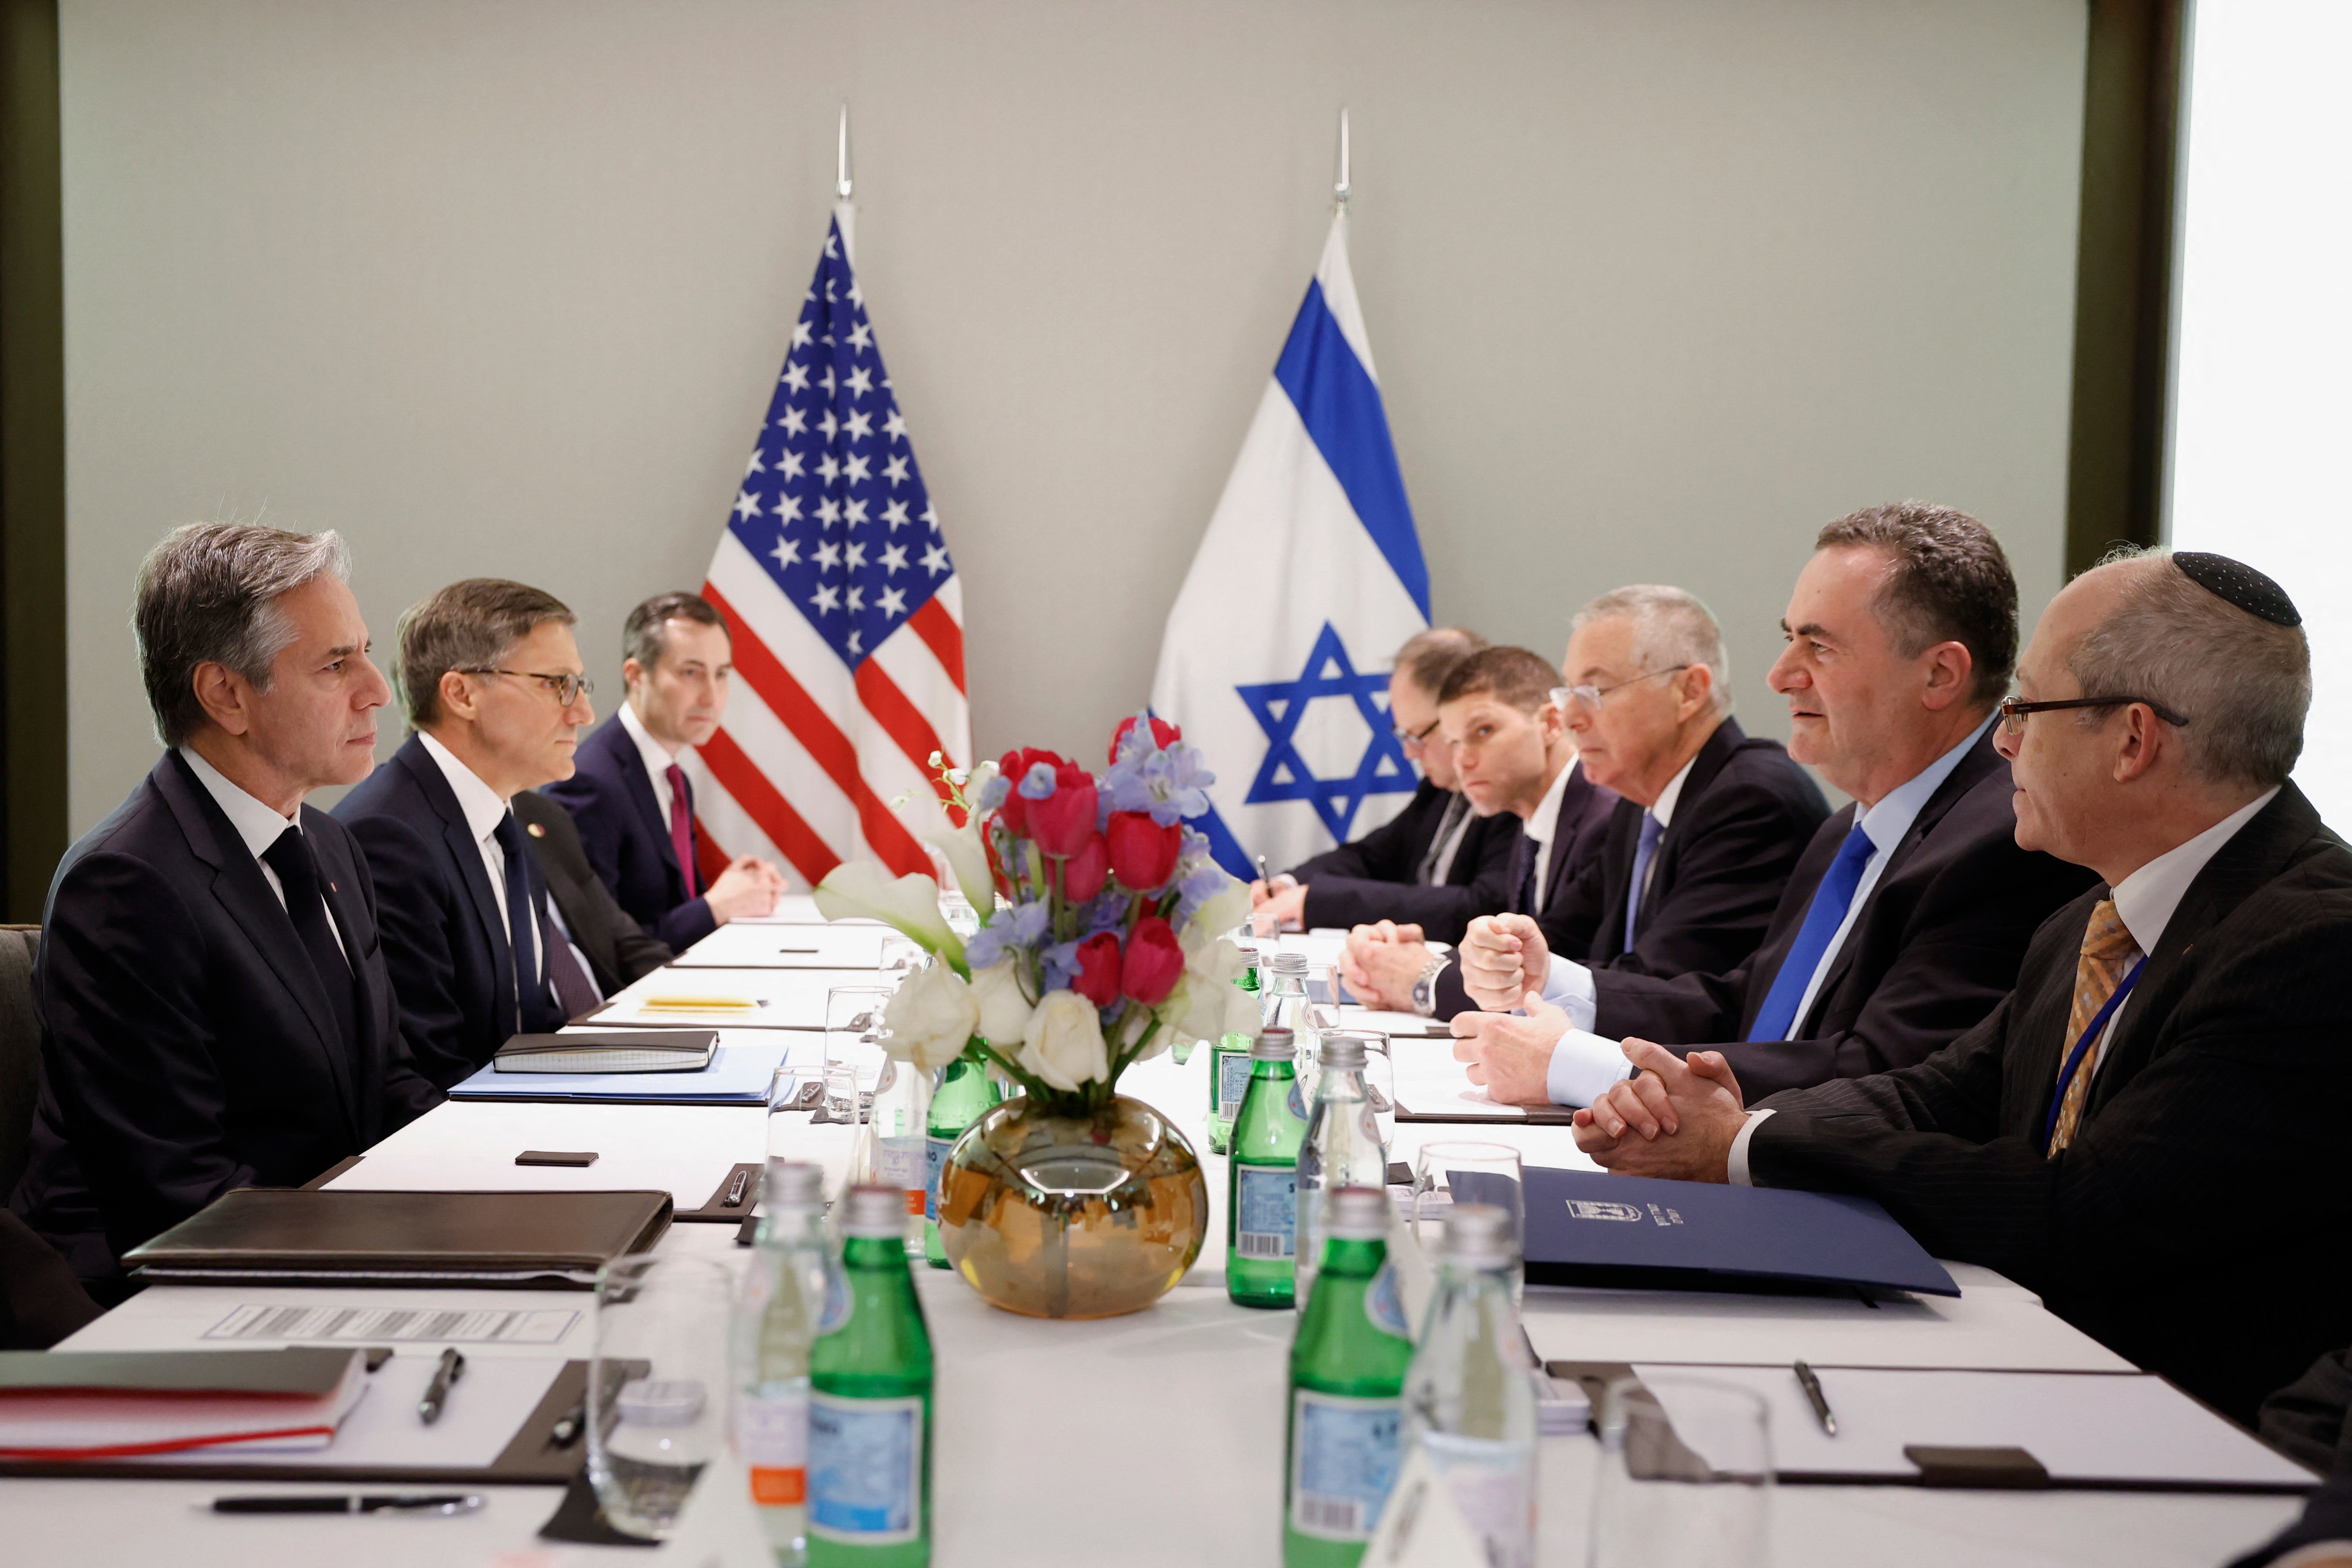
[1793,1359,1837,1436]
[417,1346,465,1425]
[212,1494,484,1515]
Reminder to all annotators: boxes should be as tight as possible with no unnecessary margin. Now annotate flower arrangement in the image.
[813,713,1261,1115]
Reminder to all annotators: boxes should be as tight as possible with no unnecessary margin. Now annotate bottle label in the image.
[1287,1080,1308,1121]
[1235,1164,1296,1258]
[924,1134,953,1223]
[877,1135,926,1189]
[808,1392,924,1544]
[1289,1389,1403,1541]
[1364,1261,1411,1341]
[1421,1432,1535,1566]
[1215,1047,1254,1120]
[735,1389,808,1507]
[815,1264,854,1336]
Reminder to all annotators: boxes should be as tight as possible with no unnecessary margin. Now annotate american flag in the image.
[687,204,971,885]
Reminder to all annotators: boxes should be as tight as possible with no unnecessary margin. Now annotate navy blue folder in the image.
[1464,1166,1959,1298]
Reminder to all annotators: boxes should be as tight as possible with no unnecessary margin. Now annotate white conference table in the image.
[15,919,2309,1567]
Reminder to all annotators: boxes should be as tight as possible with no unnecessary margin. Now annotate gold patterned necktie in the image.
[2046,898,2143,1156]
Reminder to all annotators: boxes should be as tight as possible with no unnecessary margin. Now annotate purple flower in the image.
[1101,735,1216,827]
[966,897,1051,971]
[976,772,1010,813]
[1018,762,1059,801]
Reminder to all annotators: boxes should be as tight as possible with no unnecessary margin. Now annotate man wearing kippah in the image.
[1572,548,2352,1430]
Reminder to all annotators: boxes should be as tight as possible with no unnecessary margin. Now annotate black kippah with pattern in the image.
[2173,551,2301,627]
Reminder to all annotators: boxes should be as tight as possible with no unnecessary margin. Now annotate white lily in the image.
[814,860,967,967]
[1190,872,1252,944]
[924,794,996,915]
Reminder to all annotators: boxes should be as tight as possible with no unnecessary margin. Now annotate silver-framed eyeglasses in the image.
[1997,692,2189,736]
[1551,665,1689,713]
[1389,715,1442,754]
[464,667,595,706]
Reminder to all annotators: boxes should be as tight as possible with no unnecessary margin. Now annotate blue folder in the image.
[447,1040,785,1105]
[1472,1166,1958,1299]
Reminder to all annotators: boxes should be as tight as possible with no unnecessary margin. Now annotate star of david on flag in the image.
[1151,211,1429,878]
[683,202,971,888]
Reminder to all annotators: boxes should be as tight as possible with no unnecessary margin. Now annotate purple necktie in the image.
[666,764,700,897]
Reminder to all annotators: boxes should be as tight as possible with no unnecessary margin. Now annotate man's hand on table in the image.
[1248,882,1309,932]
[1458,913,1552,1011]
[1341,921,1429,1012]
[1450,993,1571,1105]
[1571,1040,1748,1182]
[707,855,786,923]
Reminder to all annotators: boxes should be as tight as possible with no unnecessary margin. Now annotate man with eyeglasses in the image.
[1571,548,2352,1430]
[1449,502,2094,1107]
[1248,626,1523,943]
[335,579,650,1087]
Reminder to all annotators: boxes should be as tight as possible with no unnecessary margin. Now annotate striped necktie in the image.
[2045,898,2143,1155]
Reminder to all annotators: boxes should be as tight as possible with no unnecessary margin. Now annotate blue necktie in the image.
[492,810,559,1034]
[1746,824,1877,1042]
[1623,810,1663,950]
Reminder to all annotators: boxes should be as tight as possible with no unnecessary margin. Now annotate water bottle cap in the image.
[762,1159,825,1209]
[1268,951,1309,974]
[1325,1187,1390,1240]
[1249,1029,1290,1060]
[1441,1202,1517,1267]
[841,1184,908,1237]
[1317,1034,1367,1069]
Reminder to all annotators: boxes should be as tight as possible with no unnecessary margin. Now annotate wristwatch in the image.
[1409,954,1451,1018]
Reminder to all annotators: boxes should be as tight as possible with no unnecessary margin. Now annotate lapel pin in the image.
[527,822,545,838]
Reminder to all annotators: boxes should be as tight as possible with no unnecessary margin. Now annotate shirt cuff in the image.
[1545,1029,1634,1107]
[1726,1108,1777,1187]
[2269,1545,2352,1568]
[1539,958,1597,1032]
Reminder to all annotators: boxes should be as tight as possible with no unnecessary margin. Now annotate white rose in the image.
[1190,873,1252,943]
[881,962,979,1073]
[1018,989,1110,1093]
[967,960,1036,1046]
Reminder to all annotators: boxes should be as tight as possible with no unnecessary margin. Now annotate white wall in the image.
[60,0,2087,833]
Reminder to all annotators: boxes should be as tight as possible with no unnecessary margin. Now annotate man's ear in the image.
[190,661,252,737]
[2111,704,2167,785]
[621,656,646,694]
[1919,640,1975,712]
[438,668,481,723]
[1676,663,1715,722]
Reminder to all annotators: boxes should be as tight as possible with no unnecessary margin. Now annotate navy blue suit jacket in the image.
[333,735,535,1090]
[11,752,440,1284]
[540,715,716,950]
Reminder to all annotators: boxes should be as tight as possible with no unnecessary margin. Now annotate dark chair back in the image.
[0,926,41,1201]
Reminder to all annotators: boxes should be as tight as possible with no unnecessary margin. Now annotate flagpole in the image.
[834,102,856,264]
[1333,107,1350,214]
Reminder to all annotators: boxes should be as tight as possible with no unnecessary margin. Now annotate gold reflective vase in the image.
[937,1093,1208,1319]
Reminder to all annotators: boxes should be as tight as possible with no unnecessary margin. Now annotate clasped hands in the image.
[1571,1041,1750,1183]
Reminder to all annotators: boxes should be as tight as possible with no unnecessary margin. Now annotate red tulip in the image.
[1071,932,1122,1009]
[1120,916,1184,1006]
[1106,811,1181,892]
[1108,714,1182,764]
[992,746,1066,839]
[1026,763,1100,859]
[1060,832,1110,902]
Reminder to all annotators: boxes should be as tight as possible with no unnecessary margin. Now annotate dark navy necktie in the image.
[262,826,360,1064]
[1623,809,1664,950]
[492,810,561,1034]
[1746,824,1877,1043]
[1514,840,1540,916]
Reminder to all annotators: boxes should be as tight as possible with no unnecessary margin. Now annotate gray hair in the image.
[2068,547,2309,790]
[135,522,352,747]
[1393,626,1487,697]
[1570,584,1733,716]
[395,579,575,727]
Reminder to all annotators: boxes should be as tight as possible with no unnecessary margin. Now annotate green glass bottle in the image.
[923,1053,1001,1268]
[1285,1188,1415,1567]
[1228,1026,1308,1309]
[808,1186,935,1567]
[1208,939,1262,1155]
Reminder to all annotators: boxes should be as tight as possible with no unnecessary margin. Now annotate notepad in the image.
[493,1030,718,1073]
[0,1348,370,1459]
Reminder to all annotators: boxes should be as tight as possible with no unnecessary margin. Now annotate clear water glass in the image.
[1590,1374,1772,1568]
[766,1062,802,1159]
[876,934,924,977]
[587,1254,736,1540]
[824,986,893,1122]
[1411,1141,1524,1263]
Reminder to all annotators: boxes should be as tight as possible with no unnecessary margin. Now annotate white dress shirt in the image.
[416,730,539,979]
[1727,783,2285,1184]
[1540,714,1994,1108]
[618,701,686,833]
[1516,758,1580,917]
[178,745,347,959]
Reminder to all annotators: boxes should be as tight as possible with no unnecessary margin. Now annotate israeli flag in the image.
[1151,212,1430,879]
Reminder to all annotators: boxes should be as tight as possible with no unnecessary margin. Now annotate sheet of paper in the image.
[1336,1007,1457,1039]
[1635,1365,2314,1486]
[668,922,888,969]
[593,967,885,1029]
[1388,1041,1528,1119]
[204,1303,579,1346]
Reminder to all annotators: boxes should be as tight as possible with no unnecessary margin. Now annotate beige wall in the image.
[60,0,2086,832]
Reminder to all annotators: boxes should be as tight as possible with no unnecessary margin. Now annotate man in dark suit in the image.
[2229,1351,2352,1566]
[1573,548,2349,1427]
[1453,504,2093,1105]
[1250,626,1521,944]
[514,790,670,996]
[1340,645,1619,1020]
[541,592,782,949]
[335,580,616,1089]
[11,523,440,1287]
[1536,584,1827,985]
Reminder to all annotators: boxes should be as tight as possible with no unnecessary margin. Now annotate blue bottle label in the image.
[1289,1389,1403,1541]
[925,1134,953,1223]
[807,1392,924,1544]
[1235,1164,1296,1259]
[1364,1261,1412,1341]
[1215,1049,1255,1119]
[815,1263,853,1335]
[1288,1080,1308,1120]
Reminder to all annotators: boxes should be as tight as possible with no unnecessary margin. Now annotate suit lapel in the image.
[1630,719,1746,941]
[607,721,684,890]
[304,811,379,1131]
[157,754,360,1136]
[398,738,519,1036]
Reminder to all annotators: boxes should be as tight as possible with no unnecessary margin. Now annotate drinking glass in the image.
[824,986,893,1122]
[877,934,924,978]
[1589,1374,1772,1568]
[765,1061,802,1159]
[1410,1141,1524,1262]
[586,1254,735,1541]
